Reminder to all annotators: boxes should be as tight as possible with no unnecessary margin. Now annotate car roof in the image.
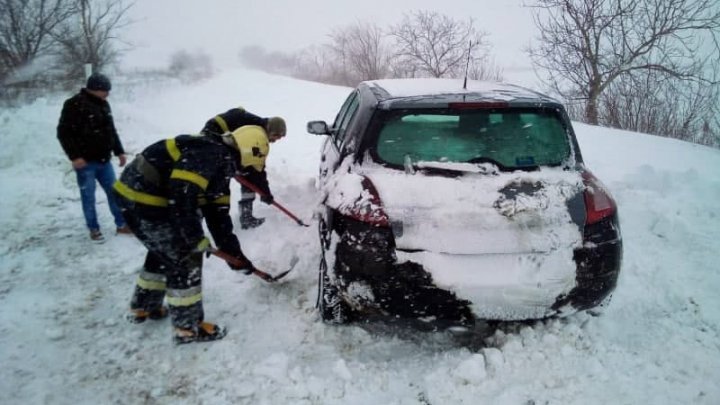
[361,78,563,109]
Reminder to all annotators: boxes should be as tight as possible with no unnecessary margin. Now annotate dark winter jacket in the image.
[114,134,243,258]
[201,107,267,135]
[57,89,124,162]
[201,107,273,196]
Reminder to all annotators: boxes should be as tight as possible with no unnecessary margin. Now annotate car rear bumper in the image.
[394,250,577,320]
[331,215,622,323]
[334,240,621,322]
[553,238,622,312]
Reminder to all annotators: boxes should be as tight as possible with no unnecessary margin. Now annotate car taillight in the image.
[347,177,390,227]
[581,170,617,225]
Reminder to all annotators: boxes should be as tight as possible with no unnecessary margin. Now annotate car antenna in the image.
[462,40,472,90]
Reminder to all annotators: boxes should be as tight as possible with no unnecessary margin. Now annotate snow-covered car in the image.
[308,78,622,327]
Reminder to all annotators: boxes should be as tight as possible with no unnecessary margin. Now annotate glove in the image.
[195,237,211,253]
[228,255,255,275]
[260,194,274,205]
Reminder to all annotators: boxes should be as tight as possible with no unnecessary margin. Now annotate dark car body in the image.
[309,78,622,327]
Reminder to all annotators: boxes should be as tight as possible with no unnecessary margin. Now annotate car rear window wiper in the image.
[467,156,503,167]
[466,156,541,172]
[404,157,499,176]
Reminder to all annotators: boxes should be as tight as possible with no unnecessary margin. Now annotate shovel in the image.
[235,175,310,227]
[209,248,299,282]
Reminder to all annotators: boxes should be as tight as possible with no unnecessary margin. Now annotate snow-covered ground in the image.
[1,68,719,404]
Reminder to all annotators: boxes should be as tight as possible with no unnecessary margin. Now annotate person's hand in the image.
[71,158,87,169]
[260,194,274,205]
[118,154,127,167]
[228,256,255,275]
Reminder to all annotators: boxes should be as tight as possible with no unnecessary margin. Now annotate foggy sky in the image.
[123,0,536,84]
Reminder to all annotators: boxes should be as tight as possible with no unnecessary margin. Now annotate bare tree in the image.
[0,0,74,82]
[168,49,213,83]
[239,45,297,75]
[390,10,490,78]
[238,44,340,85]
[529,0,720,125]
[600,68,719,146]
[468,56,504,81]
[326,22,391,86]
[292,45,335,83]
[248,14,502,87]
[52,0,133,81]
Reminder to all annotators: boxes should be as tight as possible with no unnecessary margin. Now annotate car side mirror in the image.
[307,120,330,135]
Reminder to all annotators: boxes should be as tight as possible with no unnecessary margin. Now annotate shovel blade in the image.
[270,256,300,281]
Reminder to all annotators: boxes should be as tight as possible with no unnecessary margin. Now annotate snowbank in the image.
[1,67,719,404]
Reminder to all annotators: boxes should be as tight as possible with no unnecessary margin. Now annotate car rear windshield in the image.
[373,108,571,169]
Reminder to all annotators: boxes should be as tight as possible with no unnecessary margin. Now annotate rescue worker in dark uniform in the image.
[200,107,286,229]
[113,125,275,344]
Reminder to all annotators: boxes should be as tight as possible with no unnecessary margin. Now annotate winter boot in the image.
[127,306,169,324]
[89,229,105,244]
[239,200,265,229]
[116,225,133,235]
[174,322,227,344]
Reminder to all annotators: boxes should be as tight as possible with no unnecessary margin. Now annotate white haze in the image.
[123,0,536,84]
[0,67,719,404]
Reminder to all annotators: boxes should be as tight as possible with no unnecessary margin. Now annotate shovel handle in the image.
[209,248,276,282]
[235,176,310,227]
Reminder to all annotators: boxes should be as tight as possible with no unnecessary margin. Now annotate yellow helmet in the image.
[230,125,269,171]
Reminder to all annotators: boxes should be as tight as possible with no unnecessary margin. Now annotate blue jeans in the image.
[75,161,125,231]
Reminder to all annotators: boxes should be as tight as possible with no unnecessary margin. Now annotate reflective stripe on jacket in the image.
[201,107,267,135]
[114,134,242,257]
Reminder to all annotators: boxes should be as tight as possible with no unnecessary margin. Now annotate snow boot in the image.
[127,306,169,324]
[89,229,105,244]
[116,225,133,235]
[174,322,227,344]
[239,200,265,229]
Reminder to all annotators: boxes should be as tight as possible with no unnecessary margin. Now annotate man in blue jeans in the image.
[57,73,131,243]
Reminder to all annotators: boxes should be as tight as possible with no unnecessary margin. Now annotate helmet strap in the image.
[221,134,238,150]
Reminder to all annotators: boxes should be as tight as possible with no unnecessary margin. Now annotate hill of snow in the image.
[1,68,719,404]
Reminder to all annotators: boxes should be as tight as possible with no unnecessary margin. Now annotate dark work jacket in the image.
[57,89,124,162]
[201,107,267,135]
[114,134,242,258]
[202,108,272,196]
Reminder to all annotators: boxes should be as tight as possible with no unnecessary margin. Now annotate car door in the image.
[319,90,360,182]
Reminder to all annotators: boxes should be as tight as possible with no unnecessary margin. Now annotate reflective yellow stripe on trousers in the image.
[136,270,166,291]
[167,286,202,307]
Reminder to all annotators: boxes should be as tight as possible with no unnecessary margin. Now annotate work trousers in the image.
[240,183,256,203]
[116,196,204,329]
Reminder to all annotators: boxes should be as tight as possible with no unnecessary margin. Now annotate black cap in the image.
[86,73,112,91]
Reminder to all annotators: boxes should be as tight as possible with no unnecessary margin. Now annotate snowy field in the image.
[1,68,719,404]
